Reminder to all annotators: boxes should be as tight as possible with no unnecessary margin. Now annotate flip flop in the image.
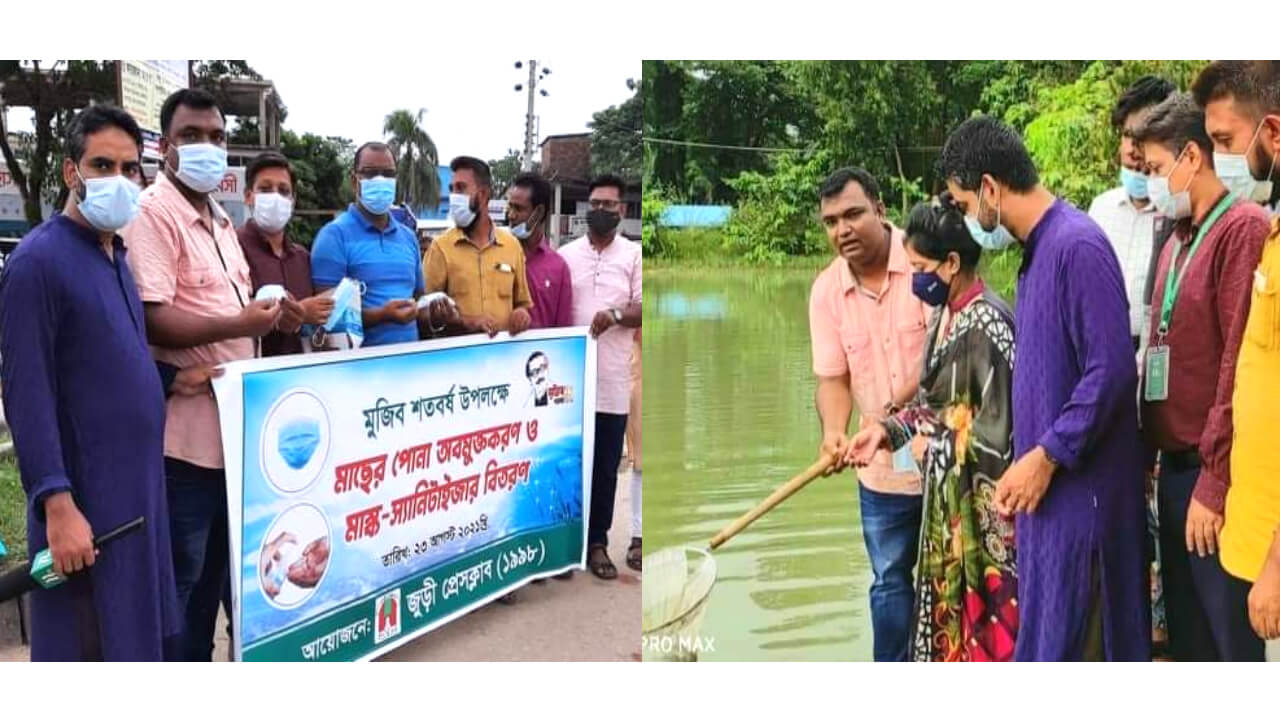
[626,537,642,572]
[587,543,618,580]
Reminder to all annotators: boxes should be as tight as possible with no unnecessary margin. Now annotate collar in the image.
[450,224,509,248]
[837,223,907,295]
[244,219,294,255]
[523,235,550,257]
[54,211,127,253]
[1020,198,1062,275]
[948,276,985,313]
[155,172,231,230]
[347,203,402,236]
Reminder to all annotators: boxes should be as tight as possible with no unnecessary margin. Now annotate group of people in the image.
[813,60,1280,661]
[0,86,643,661]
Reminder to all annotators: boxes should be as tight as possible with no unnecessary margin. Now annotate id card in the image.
[1144,345,1170,402]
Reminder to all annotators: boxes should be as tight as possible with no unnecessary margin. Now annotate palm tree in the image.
[383,108,441,212]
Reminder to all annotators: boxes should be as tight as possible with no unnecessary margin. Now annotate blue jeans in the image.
[858,483,922,662]
[165,457,229,662]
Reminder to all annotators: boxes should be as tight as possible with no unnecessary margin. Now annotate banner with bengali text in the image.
[212,328,595,661]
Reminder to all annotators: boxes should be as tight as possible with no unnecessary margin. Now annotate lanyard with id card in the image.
[1145,191,1235,402]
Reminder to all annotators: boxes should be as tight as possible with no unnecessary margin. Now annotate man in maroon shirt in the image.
[1135,92,1270,660]
[506,171,573,329]
[237,152,333,356]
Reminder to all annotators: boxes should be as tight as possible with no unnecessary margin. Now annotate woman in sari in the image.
[847,196,1018,661]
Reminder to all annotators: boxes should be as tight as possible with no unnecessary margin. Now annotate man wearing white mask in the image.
[123,88,282,661]
[1133,92,1269,661]
[1089,76,1176,351]
[0,104,182,660]
[237,151,333,356]
[1194,60,1280,663]
[423,155,533,337]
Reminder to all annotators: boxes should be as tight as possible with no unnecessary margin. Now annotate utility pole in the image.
[515,61,550,171]
[523,60,536,171]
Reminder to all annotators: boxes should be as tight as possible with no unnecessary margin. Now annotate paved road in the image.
[1,467,640,662]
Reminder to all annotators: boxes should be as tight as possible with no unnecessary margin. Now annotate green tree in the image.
[279,130,354,244]
[489,149,523,196]
[1012,60,1208,208]
[589,86,641,182]
[722,149,834,264]
[0,60,116,224]
[641,60,687,194]
[383,108,440,212]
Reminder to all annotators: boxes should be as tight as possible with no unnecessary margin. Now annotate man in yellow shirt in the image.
[423,155,533,337]
[1195,61,1280,658]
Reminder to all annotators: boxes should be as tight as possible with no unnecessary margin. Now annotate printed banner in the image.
[212,328,595,661]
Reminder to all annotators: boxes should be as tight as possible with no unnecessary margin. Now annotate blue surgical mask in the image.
[1120,166,1149,200]
[359,176,396,215]
[911,266,951,307]
[172,142,228,194]
[76,169,140,232]
[964,186,1016,251]
[449,192,477,228]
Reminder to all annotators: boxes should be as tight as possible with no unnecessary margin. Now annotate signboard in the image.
[212,328,595,661]
[117,61,189,159]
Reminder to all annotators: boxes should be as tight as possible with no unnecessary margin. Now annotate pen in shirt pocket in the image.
[495,262,513,273]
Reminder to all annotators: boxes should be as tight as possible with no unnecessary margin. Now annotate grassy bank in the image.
[646,228,1022,304]
[0,457,25,561]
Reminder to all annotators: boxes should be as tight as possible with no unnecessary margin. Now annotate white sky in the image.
[5,56,640,165]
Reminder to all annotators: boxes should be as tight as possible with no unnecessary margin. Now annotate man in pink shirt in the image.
[507,171,573,329]
[809,167,929,661]
[560,174,642,580]
[123,88,281,661]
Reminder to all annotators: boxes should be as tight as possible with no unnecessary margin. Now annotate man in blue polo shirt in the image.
[311,142,451,346]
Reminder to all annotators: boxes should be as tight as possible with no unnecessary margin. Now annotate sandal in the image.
[587,543,618,580]
[626,537,642,572]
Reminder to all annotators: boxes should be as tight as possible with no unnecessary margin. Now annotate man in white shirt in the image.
[1088,75,1176,351]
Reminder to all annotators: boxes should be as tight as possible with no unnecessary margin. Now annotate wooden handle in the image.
[708,453,838,551]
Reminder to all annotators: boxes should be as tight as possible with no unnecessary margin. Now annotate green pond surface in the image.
[644,267,873,661]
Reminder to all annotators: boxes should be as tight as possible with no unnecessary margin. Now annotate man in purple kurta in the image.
[0,106,181,660]
[942,116,1150,661]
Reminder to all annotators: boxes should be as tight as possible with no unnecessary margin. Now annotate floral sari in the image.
[882,284,1019,661]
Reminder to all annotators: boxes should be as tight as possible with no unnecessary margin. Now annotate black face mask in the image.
[587,208,621,236]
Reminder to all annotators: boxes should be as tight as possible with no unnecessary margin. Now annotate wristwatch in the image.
[610,308,623,323]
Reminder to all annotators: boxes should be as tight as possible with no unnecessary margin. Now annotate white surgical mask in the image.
[449,192,477,228]
[172,142,228,194]
[1148,146,1193,220]
[252,192,293,232]
[75,169,140,232]
[1214,117,1278,203]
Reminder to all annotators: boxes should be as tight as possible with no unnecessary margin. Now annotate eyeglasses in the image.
[356,168,397,180]
[588,199,621,211]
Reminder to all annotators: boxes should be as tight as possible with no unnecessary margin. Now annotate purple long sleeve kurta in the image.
[0,214,181,660]
[1012,200,1150,661]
